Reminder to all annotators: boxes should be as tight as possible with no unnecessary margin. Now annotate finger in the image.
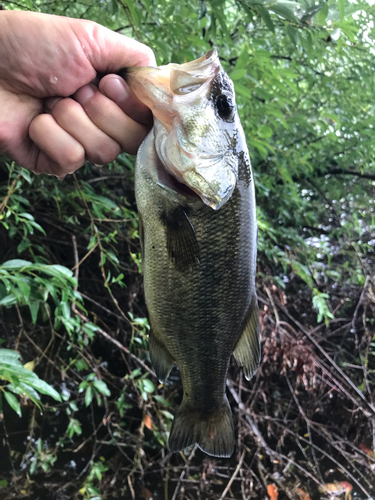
[79,20,157,71]
[74,84,149,155]
[0,85,42,170]
[29,113,85,176]
[99,75,152,126]
[34,150,69,179]
[50,97,121,165]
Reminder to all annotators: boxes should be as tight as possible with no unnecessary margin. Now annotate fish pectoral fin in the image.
[148,333,174,383]
[161,207,200,270]
[169,397,234,458]
[233,295,261,381]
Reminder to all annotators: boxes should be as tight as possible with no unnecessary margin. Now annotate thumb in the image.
[79,20,157,72]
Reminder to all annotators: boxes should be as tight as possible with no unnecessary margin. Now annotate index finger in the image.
[77,20,157,72]
[99,75,152,126]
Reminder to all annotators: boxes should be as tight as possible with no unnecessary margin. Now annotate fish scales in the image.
[124,50,260,457]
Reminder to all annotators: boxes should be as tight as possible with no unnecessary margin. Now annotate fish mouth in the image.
[155,158,199,200]
[183,170,236,210]
[157,162,235,210]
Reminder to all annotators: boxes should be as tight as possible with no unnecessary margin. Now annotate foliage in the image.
[1,0,375,499]
[0,348,61,416]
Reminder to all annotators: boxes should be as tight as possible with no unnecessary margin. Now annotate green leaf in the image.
[29,301,40,325]
[29,459,37,475]
[93,380,111,397]
[287,25,299,46]
[47,265,74,279]
[269,3,300,23]
[229,68,247,81]
[4,391,21,417]
[1,259,31,270]
[0,348,22,363]
[255,5,275,32]
[142,379,155,394]
[315,2,329,25]
[0,294,17,307]
[85,386,93,407]
[338,0,344,21]
[26,378,61,402]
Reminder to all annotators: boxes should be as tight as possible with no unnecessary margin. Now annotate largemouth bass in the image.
[124,49,260,458]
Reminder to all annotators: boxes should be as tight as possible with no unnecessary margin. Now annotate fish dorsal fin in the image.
[233,295,260,380]
[148,333,174,383]
[161,207,200,271]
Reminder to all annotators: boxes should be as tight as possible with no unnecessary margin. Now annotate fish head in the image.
[124,49,243,210]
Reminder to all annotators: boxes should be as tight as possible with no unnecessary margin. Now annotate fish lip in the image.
[183,170,236,210]
[155,157,200,201]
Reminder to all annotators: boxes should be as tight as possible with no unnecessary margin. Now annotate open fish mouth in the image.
[156,157,234,210]
[122,48,238,210]
[155,158,199,200]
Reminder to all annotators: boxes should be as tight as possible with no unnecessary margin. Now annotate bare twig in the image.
[171,446,197,500]
[219,448,246,499]
[74,308,156,378]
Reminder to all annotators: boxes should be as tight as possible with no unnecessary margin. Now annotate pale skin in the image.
[0,10,156,179]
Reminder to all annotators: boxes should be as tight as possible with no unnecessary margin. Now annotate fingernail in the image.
[74,85,96,105]
[101,78,130,104]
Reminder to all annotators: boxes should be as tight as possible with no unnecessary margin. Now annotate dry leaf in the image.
[360,443,374,457]
[340,482,352,492]
[295,487,312,500]
[144,414,152,430]
[267,483,278,500]
[318,482,353,497]
[23,361,35,371]
[141,486,153,499]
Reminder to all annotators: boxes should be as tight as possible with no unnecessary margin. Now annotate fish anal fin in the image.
[233,295,261,381]
[169,397,234,458]
[161,207,200,271]
[149,333,174,383]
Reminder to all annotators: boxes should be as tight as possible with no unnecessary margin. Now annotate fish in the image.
[123,49,260,458]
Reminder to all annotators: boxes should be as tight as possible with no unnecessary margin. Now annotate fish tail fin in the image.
[169,397,234,458]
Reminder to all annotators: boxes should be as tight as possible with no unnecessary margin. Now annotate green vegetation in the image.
[1,0,375,499]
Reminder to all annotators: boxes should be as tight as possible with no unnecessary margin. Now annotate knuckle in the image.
[53,98,81,121]
[59,144,85,170]
[87,142,121,165]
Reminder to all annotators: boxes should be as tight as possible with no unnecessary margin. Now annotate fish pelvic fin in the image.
[148,333,174,383]
[233,295,261,381]
[169,397,234,458]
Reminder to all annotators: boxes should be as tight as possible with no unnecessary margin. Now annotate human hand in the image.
[0,10,156,178]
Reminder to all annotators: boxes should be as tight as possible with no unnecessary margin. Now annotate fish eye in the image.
[216,94,234,119]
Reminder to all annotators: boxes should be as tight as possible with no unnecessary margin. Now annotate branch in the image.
[323,168,375,181]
